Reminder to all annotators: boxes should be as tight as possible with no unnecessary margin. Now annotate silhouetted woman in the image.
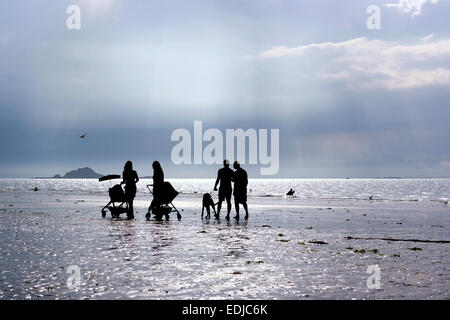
[146,161,164,218]
[122,160,139,219]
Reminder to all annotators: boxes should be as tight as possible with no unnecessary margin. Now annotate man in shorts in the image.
[214,159,234,219]
[232,161,249,220]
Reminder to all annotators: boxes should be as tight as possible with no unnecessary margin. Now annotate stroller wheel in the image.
[145,212,150,221]
[101,210,106,218]
[177,213,182,220]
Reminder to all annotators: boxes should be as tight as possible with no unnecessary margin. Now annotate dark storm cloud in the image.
[0,0,449,177]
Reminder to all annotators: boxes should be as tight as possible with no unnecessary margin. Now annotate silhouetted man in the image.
[214,159,233,219]
[232,161,249,220]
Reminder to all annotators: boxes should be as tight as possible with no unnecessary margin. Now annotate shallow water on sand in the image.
[2,178,450,202]
[0,184,449,299]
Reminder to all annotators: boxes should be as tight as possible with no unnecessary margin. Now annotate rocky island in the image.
[35,167,103,179]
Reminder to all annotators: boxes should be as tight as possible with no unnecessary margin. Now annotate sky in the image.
[0,0,450,178]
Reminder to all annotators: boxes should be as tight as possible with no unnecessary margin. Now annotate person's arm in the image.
[244,171,248,187]
[135,171,139,183]
[121,171,125,185]
[214,171,220,191]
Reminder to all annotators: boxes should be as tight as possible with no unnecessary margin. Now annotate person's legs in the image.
[146,200,153,219]
[234,201,240,220]
[226,200,231,218]
[217,200,222,216]
[147,197,160,219]
[217,188,225,218]
[212,203,217,218]
[243,202,249,220]
[128,199,134,219]
[148,197,164,220]
[225,191,232,220]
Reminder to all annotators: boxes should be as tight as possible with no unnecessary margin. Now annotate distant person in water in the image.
[147,161,164,218]
[214,159,234,219]
[286,189,295,196]
[121,160,139,219]
[232,161,249,220]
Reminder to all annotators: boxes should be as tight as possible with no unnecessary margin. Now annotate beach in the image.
[0,179,449,299]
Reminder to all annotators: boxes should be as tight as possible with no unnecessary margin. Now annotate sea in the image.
[0,178,449,202]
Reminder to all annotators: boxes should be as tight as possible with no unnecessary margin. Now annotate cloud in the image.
[379,68,450,89]
[257,37,450,89]
[257,37,365,59]
[440,160,450,167]
[385,0,442,17]
[421,33,434,42]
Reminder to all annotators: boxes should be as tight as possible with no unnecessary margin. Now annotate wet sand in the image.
[0,192,449,299]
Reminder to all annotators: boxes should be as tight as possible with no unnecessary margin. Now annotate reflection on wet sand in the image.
[148,221,175,256]
[212,221,249,259]
[0,192,449,299]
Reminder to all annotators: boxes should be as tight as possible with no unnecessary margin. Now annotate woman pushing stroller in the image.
[146,161,164,218]
[121,160,139,219]
[146,161,181,220]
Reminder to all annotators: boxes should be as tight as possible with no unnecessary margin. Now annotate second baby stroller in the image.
[146,181,181,221]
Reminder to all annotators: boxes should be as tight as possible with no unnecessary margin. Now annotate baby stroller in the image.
[99,175,129,218]
[146,181,181,221]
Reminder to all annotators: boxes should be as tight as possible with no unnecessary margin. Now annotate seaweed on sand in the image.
[246,261,264,264]
[353,248,379,254]
[345,236,449,244]
[308,240,328,245]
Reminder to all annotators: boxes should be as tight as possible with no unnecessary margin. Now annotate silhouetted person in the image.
[147,161,164,218]
[286,188,295,196]
[214,159,233,219]
[122,160,139,220]
[232,161,249,220]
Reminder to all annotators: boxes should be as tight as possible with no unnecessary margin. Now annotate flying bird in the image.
[79,132,88,139]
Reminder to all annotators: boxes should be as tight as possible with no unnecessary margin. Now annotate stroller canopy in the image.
[99,174,121,182]
[160,181,179,204]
